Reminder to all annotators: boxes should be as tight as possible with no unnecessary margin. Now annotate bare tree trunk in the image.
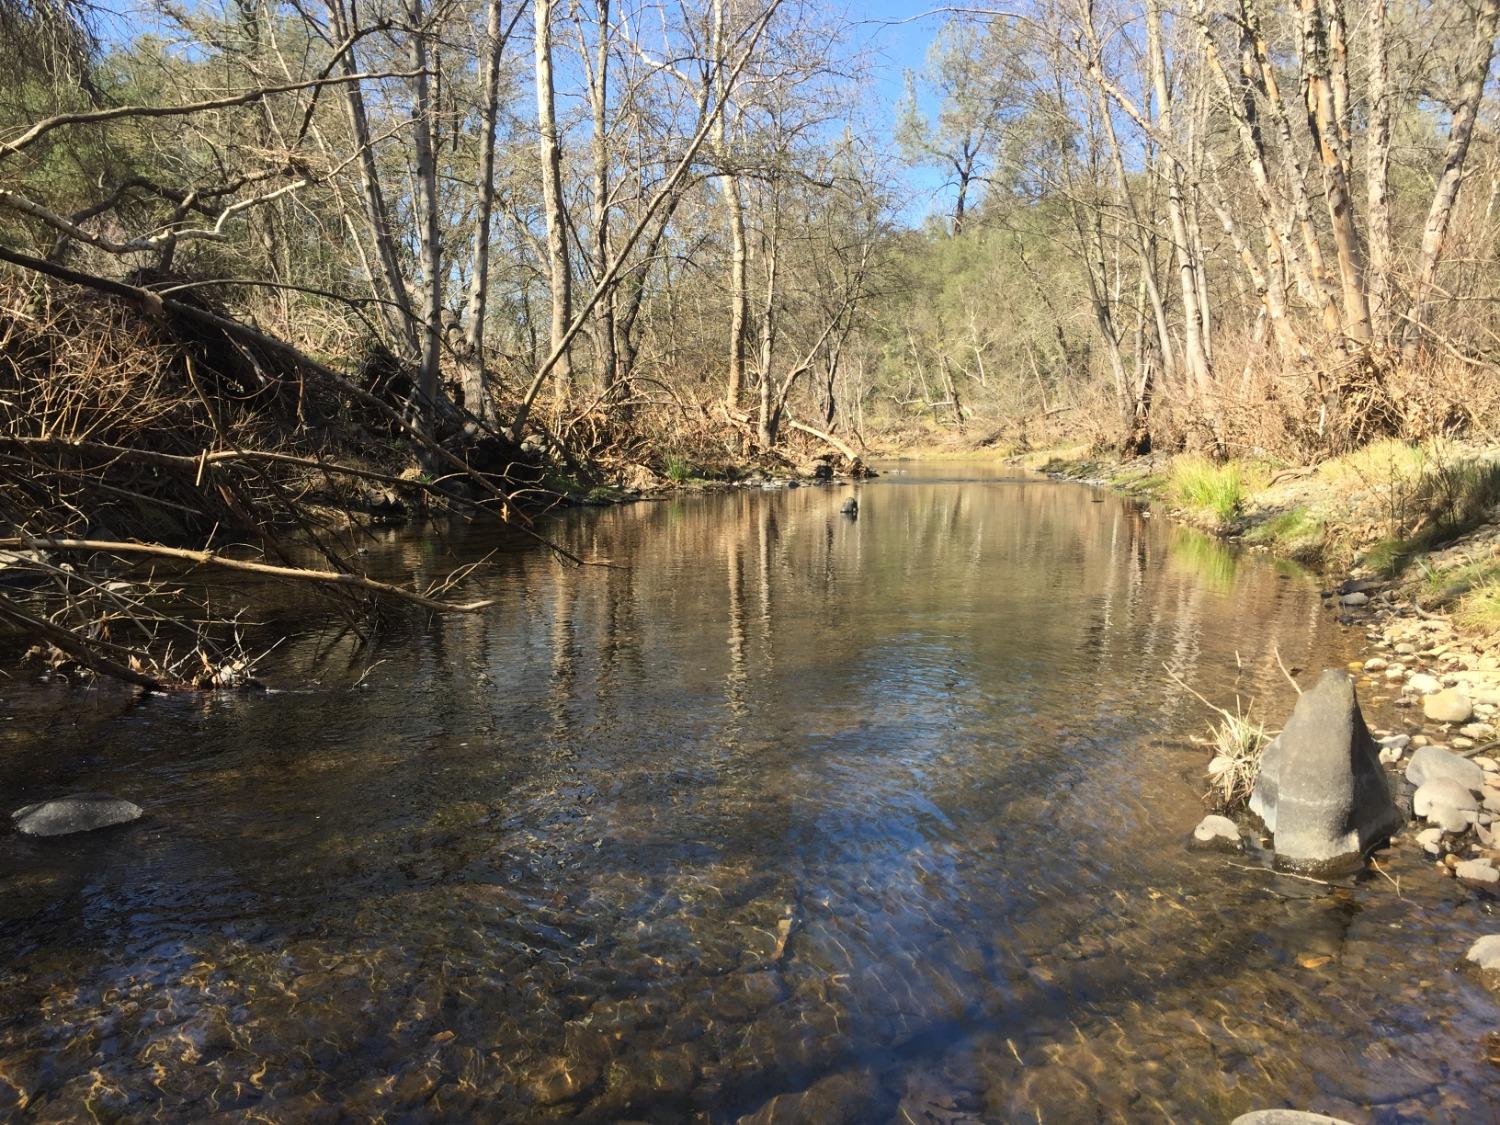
[1404,0,1500,349]
[1146,0,1216,437]
[1242,0,1340,335]
[1299,0,1372,344]
[405,0,443,428]
[714,0,748,411]
[587,0,618,401]
[756,200,779,446]
[1365,0,1392,344]
[461,0,510,423]
[1081,20,1178,385]
[327,0,417,353]
[534,0,572,408]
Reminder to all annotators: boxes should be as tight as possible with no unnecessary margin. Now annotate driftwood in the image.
[1,538,495,614]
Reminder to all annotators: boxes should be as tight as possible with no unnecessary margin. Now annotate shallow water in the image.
[1,463,1497,1123]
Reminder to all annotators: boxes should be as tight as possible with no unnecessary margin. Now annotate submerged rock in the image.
[1249,670,1403,874]
[1467,935,1500,971]
[12,794,142,837]
[736,1069,878,1124]
[1405,745,1485,792]
[1190,814,1243,852]
[1232,1113,1354,1125]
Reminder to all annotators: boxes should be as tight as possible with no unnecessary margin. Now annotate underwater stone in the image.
[1249,670,1403,874]
[12,794,142,837]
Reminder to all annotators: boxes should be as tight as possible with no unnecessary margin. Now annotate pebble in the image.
[1477,757,1499,773]
[1384,666,1407,682]
[1417,827,1445,856]
[1339,592,1369,607]
[1364,657,1388,672]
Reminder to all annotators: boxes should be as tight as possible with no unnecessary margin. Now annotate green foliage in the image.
[664,456,694,483]
[1167,456,1244,525]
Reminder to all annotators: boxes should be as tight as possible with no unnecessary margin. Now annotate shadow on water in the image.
[0,462,1497,1122]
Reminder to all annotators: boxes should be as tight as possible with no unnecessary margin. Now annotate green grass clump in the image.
[1168,456,1245,524]
[664,456,694,483]
[1246,506,1326,563]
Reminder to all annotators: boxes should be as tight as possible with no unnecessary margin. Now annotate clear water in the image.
[1,463,1496,1122]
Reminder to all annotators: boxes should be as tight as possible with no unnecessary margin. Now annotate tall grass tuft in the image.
[1204,706,1271,813]
[1456,582,1500,636]
[1167,456,1245,525]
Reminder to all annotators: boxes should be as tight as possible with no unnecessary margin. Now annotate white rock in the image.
[1456,859,1500,884]
[1467,935,1500,970]
[1340,592,1369,607]
[1408,673,1444,695]
[1423,688,1474,725]
[1476,756,1499,772]
[1378,734,1411,751]
[1417,827,1445,855]
[1192,814,1242,850]
[1364,658,1389,672]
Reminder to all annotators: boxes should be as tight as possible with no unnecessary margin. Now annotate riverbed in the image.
[1,463,1496,1122]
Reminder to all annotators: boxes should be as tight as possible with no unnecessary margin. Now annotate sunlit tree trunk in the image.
[1404,0,1500,351]
[405,0,443,428]
[534,0,572,408]
[1298,0,1372,344]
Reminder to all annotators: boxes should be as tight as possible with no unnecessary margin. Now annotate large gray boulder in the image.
[1405,744,1485,791]
[12,794,142,837]
[1249,670,1403,874]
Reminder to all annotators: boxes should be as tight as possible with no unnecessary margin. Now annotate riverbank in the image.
[1013,439,1500,894]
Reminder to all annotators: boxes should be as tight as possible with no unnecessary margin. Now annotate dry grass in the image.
[1203,705,1271,813]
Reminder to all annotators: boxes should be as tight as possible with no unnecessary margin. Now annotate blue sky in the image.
[843,1,953,226]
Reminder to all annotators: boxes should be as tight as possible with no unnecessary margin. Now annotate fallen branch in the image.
[3,537,493,614]
[0,590,167,691]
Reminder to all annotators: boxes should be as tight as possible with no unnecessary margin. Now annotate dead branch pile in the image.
[0,271,535,690]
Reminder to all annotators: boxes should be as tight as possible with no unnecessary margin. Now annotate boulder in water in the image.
[839,497,858,517]
[1249,670,1403,874]
[1232,1114,1354,1125]
[12,794,142,837]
